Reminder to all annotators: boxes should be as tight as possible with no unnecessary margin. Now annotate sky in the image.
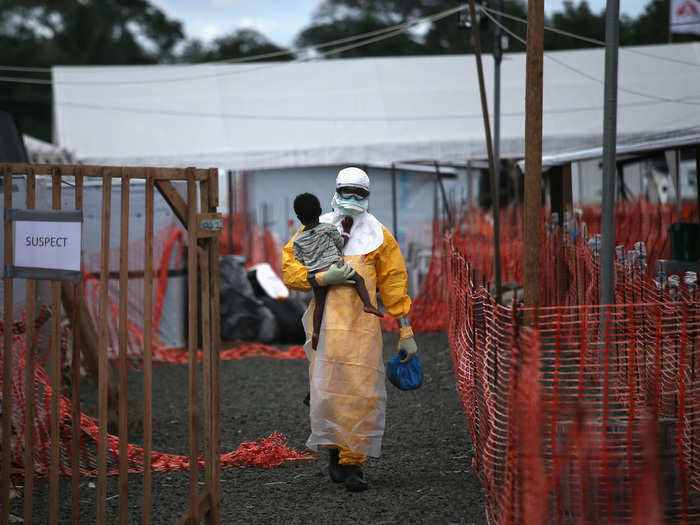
[150,0,651,48]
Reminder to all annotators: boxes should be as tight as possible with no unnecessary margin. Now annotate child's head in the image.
[293,192,322,226]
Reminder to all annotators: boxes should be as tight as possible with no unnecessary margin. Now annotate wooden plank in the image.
[24,167,36,522]
[118,168,129,525]
[2,166,13,525]
[71,167,83,524]
[1,163,210,180]
[97,170,112,525]
[207,169,222,525]
[142,171,154,525]
[155,179,188,227]
[197,212,223,238]
[186,171,199,524]
[177,491,211,525]
[199,181,213,524]
[49,169,62,525]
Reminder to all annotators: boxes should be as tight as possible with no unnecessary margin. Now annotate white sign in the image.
[671,0,700,35]
[14,220,82,271]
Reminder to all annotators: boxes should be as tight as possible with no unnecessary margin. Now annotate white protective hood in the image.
[320,197,384,257]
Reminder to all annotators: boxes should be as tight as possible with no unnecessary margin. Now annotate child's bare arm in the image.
[340,216,353,248]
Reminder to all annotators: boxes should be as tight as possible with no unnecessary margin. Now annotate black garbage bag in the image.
[219,256,277,343]
[247,268,306,344]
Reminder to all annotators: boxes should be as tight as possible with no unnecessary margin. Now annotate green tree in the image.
[0,0,185,140]
[295,0,529,57]
[179,29,292,63]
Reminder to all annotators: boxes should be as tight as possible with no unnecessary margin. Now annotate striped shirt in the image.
[293,223,344,273]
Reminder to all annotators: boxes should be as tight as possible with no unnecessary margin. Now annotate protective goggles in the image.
[336,187,369,200]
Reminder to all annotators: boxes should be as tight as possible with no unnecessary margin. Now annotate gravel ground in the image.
[13,331,486,524]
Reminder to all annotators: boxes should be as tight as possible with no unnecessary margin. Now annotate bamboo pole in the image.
[187,170,199,524]
[207,167,222,525]
[2,166,13,525]
[467,0,501,302]
[97,169,112,525]
[523,0,545,308]
[24,167,36,522]
[142,170,154,525]
[49,168,62,525]
[118,168,130,525]
[71,167,83,524]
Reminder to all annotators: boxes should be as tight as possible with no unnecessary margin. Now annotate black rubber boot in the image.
[328,448,348,483]
[343,465,368,492]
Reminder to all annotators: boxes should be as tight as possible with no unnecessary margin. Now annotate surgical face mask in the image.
[335,193,369,216]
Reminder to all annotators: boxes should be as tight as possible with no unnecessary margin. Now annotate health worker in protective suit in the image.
[282,166,418,492]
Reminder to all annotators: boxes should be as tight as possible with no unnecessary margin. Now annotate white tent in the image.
[53,43,700,170]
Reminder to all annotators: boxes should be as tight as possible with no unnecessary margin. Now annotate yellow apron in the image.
[303,255,386,457]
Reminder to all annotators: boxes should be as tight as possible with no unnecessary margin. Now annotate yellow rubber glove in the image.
[398,326,417,363]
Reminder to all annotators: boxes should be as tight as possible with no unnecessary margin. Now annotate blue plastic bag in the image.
[386,350,423,391]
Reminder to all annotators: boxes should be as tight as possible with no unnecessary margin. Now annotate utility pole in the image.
[467,0,502,303]
[523,0,544,308]
[600,0,620,307]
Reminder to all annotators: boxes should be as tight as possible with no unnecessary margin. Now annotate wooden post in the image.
[524,0,545,308]
[207,168,222,525]
[199,178,213,523]
[118,168,130,525]
[468,0,502,302]
[49,168,62,525]
[97,169,112,525]
[71,167,83,523]
[24,167,36,521]
[143,170,155,525]
[2,166,13,525]
[187,169,199,524]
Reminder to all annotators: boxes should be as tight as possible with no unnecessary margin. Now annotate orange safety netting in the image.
[0,308,312,480]
[445,235,700,524]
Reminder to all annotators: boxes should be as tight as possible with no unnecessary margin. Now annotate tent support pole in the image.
[523,0,544,308]
[468,0,501,303]
[600,0,620,307]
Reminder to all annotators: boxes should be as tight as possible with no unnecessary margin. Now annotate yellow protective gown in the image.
[282,224,410,457]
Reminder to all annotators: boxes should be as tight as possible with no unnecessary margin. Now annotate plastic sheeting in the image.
[53,43,700,170]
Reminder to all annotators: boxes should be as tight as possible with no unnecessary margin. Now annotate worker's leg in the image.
[337,446,366,466]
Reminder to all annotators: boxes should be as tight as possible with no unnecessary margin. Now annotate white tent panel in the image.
[54,43,700,170]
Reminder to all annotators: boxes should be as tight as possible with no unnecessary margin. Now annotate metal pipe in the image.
[600,0,621,307]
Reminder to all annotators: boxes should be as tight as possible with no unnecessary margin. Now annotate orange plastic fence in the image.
[446,236,700,524]
[0,309,310,480]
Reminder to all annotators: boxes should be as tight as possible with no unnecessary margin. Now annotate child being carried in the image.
[292,192,383,350]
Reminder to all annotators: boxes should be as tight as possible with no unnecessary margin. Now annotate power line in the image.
[0,4,466,86]
[479,8,700,106]
[480,4,700,69]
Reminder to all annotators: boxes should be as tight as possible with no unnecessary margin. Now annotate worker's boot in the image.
[328,448,348,483]
[343,465,368,492]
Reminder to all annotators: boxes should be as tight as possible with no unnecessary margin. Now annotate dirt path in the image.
[15,331,486,524]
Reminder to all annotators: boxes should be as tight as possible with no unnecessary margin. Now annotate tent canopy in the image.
[53,43,700,170]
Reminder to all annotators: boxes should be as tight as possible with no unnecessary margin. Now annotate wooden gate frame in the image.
[1,163,222,524]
